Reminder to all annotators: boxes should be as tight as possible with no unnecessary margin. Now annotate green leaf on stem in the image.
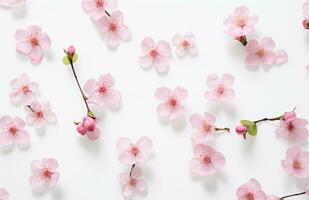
[72,54,78,63]
[62,56,70,65]
[87,111,96,119]
[240,120,258,136]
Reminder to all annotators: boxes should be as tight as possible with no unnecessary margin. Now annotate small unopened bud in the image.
[303,19,309,29]
[235,125,247,135]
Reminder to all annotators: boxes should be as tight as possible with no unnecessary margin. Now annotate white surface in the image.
[0,0,309,199]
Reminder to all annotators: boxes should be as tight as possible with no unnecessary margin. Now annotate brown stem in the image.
[105,10,111,17]
[129,164,136,177]
[254,116,282,124]
[236,35,247,46]
[280,192,306,199]
[215,127,230,132]
[26,105,35,112]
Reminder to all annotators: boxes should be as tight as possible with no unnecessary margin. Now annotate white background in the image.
[0,0,309,199]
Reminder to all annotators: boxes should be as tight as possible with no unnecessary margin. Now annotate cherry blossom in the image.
[116,137,153,165]
[29,158,59,188]
[10,73,39,105]
[281,145,309,178]
[83,73,121,109]
[0,115,29,147]
[25,100,57,129]
[303,0,309,29]
[119,166,147,200]
[76,116,101,140]
[0,0,25,7]
[236,178,267,200]
[204,74,235,102]
[155,87,188,121]
[97,11,131,49]
[15,25,51,64]
[0,188,9,200]
[245,37,288,69]
[82,0,117,20]
[139,37,171,73]
[172,32,198,58]
[189,144,225,176]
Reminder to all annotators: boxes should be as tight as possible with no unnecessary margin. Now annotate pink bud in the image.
[303,19,309,29]
[83,116,96,132]
[235,125,247,135]
[306,185,309,195]
[77,123,87,135]
[282,111,296,122]
[67,45,75,56]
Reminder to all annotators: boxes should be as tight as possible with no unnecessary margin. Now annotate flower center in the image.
[181,40,190,49]
[256,48,265,57]
[168,98,177,107]
[202,122,211,132]
[287,122,294,132]
[29,37,39,46]
[245,193,254,200]
[130,145,140,156]
[22,85,30,93]
[95,0,104,7]
[9,126,18,135]
[235,16,246,27]
[36,111,44,118]
[293,160,302,170]
[202,155,212,165]
[41,168,53,180]
[99,86,107,94]
[149,49,158,58]
[109,23,117,32]
[130,178,137,185]
[216,85,225,95]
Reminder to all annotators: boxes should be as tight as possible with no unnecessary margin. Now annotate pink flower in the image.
[172,32,198,58]
[303,0,309,28]
[0,188,9,200]
[10,73,39,105]
[189,113,216,144]
[282,111,296,122]
[223,5,258,38]
[204,74,235,102]
[119,167,147,200]
[236,178,267,200]
[25,100,57,129]
[97,11,131,49]
[116,137,153,165]
[139,37,171,73]
[281,146,309,178]
[15,25,51,64]
[82,0,117,20]
[245,37,288,69]
[29,158,59,188]
[0,115,29,147]
[266,195,279,200]
[275,115,309,142]
[236,125,247,135]
[83,74,121,109]
[76,116,101,141]
[0,0,25,8]
[155,87,188,121]
[189,144,225,176]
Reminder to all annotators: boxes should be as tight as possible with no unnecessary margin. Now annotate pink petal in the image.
[169,105,185,120]
[139,55,153,69]
[189,158,203,175]
[137,137,153,151]
[260,37,275,51]
[262,51,276,65]
[213,152,225,168]
[122,184,134,200]
[119,173,130,185]
[106,0,117,10]
[286,146,301,160]
[130,166,142,179]
[39,33,51,50]
[49,172,59,186]
[204,112,216,124]
[0,133,14,146]
[111,11,124,24]
[106,32,120,48]
[172,34,183,45]
[191,132,214,144]
[83,79,97,96]
[154,57,169,73]
[221,73,234,87]
[204,91,218,102]
[0,115,12,128]
[155,87,172,101]
[174,87,188,101]
[87,129,100,140]
[246,15,259,26]
[81,0,96,12]
[16,41,32,54]
[15,29,29,41]
[29,175,44,187]
[16,130,30,145]
[221,88,235,101]
[246,40,259,54]
[157,103,173,118]
[104,90,122,109]
[175,47,186,58]
[28,25,42,34]
[157,40,171,57]
[29,46,43,64]
[189,113,204,129]
[136,179,147,193]
[90,7,105,20]
[116,137,131,151]
[141,37,155,53]
[97,16,109,33]
[117,25,131,40]
[188,45,198,57]
[207,74,219,88]
[234,5,249,16]
[193,144,211,156]
[119,152,136,165]
[275,50,288,64]
[245,54,262,68]
[0,188,9,200]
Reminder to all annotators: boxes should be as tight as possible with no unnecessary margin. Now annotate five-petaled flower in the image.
[189,144,225,176]
[155,86,188,121]
[281,145,309,178]
[82,0,117,20]
[0,188,9,200]
[76,116,101,140]
[0,115,29,147]
[15,25,51,64]
[172,32,198,58]
[139,37,171,73]
[29,158,59,188]
[189,112,216,144]
[236,178,267,200]
[204,73,235,102]
[116,137,153,165]
[119,166,147,200]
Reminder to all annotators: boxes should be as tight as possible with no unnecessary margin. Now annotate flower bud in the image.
[282,111,296,122]
[235,125,247,135]
[303,19,309,29]
[67,45,76,57]
[83,116,96,131]
[77,122,87,135]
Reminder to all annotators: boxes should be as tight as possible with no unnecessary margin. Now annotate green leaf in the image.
[62,56,70,65]
[87,111,96,118]
[72,54,78,63]
[240,120,258,136]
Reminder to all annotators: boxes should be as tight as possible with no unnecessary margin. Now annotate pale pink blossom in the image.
[281,146,309,178]
[29,158,59,188]
[0,188,9,200]
[83,74,121,109]
[275,114,309,142]
[81,0,117,20]
[189,113,216,144]
[76,116,101,141]
[303,0,309,28]
[204,74,235,102]
[236,179,267,200]
[139,37,171,73]
[189,144,225,176]
[15,25,51,64]
[119,167,147,200]
[266,195,279,200]
[155,87,188,121]
[0,115,29,147]
[25,100,57,129]
[10,73,39,105]
[245,37,288,69]
[116,137,153,165]
[0,0,25,7]
[172,32,198,58]
[97,11,131,49]
[223,5,258,38]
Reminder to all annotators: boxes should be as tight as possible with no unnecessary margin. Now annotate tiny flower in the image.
[236,178,267,200]
[97,11,131,49]
[116,137,153,165]
[25,100,57,129]
[119,167,147,200]
[236,124,247,135]
[0,115,29,147]
[266,195,279,200]
[281,145,309,178]
[0,0,25,8]
[275,114,309,141]
[155,87,188,121]
[139,37,171,73]
[66,45,75,57]
[83,74,122,109]
[204,73,235,102]
[15,25,51,64]
[29,158,59,188]
[172,32,198,58]
[81,0,117,20]
[223,5,258,38]
[10,73,39,105]
[189,113,216,144]
[189,144,225,176]
[0,188,9,200]
[76,116,101,140]
[63,45,78,65]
